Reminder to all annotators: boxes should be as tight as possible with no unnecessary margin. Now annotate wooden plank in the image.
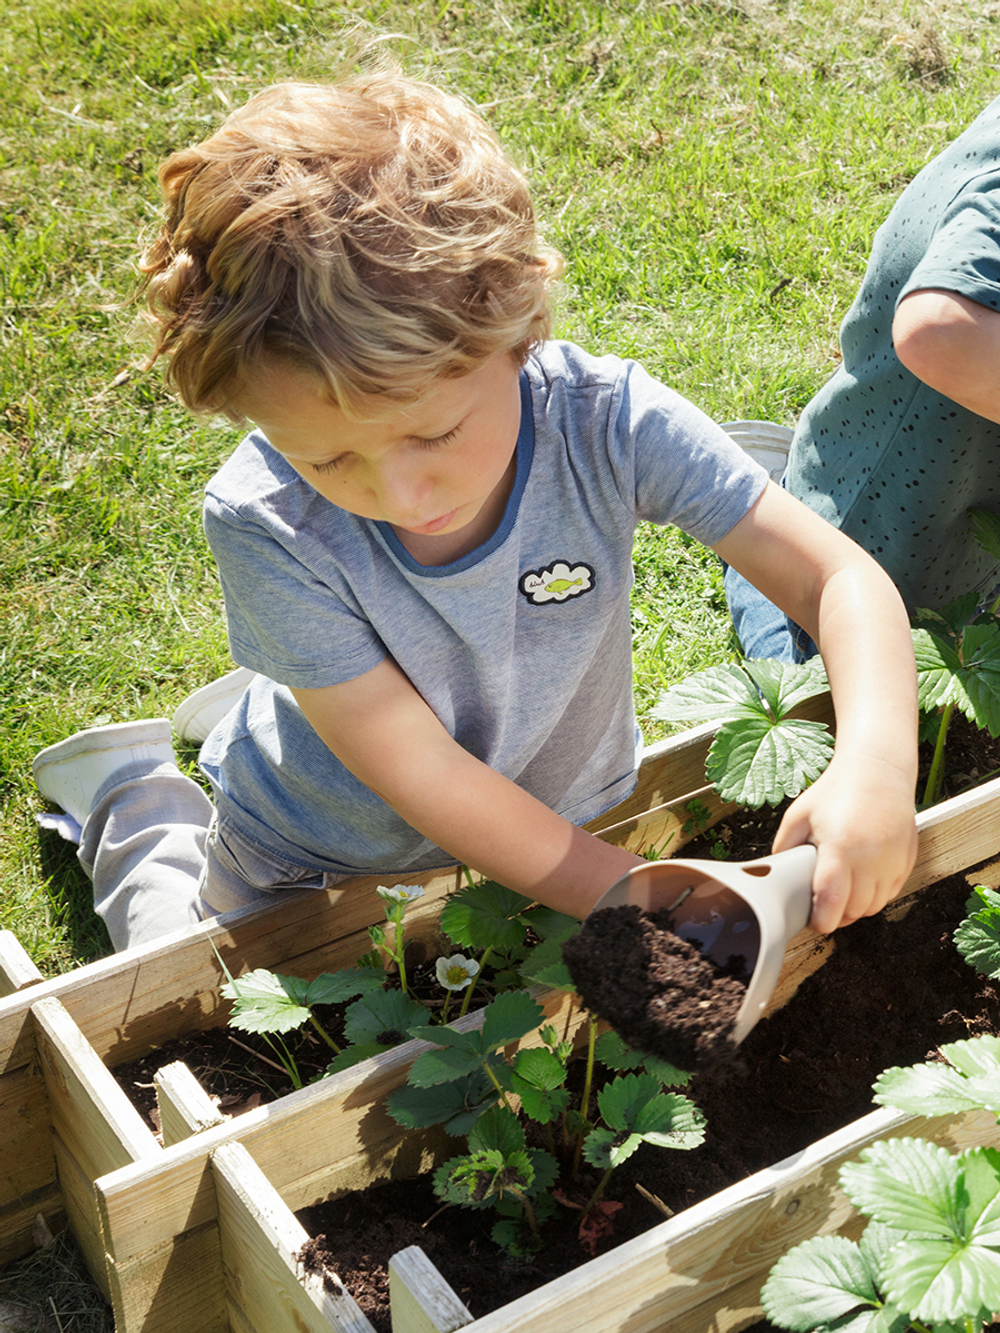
[32,995,162,1301]
[455,1104,998,1333]
[155,1060,227,1147]
[389,1246,474,1333]
[0,1181,64,1269]
[0,867,467,1075]
[0,931,44,997]
[213,1140,376,1333]
[103,1218,229,1333]
[32,996,161,1184]
[52,1132,114,1302]
[0,1063,56,1217]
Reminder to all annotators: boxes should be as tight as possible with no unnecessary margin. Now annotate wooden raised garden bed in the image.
[4,688,999,1332]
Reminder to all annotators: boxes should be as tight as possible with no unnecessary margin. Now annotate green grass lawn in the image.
[3,0,999,985]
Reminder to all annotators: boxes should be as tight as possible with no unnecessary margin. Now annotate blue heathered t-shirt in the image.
[198,341,767,875]
[786,95,1000,613]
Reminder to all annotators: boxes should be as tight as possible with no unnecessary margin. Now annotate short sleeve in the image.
[203,493,387,688]
[608,360,768,544]
[899,177,1000,312]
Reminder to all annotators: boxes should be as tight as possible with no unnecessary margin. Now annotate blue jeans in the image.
[723,564,818,664]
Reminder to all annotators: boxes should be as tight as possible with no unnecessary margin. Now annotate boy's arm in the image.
[892,289,1000,422]
[713,480,919,934]
[289,663,646,919]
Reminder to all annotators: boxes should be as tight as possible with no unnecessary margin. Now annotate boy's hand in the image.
[771,752,917,934]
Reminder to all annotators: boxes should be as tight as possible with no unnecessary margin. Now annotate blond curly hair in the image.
[138,71,563,417]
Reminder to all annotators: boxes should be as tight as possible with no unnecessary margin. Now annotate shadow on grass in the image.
[36,829,113,967]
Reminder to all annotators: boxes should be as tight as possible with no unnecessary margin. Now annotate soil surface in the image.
[562,903,747,1069]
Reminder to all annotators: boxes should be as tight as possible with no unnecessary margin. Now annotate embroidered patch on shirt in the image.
[519,561,596,605]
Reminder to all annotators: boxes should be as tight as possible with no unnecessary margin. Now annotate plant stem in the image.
[506,1186,538,1236]
[462,864,477,891]
[921,703,955,807]
[580,1166,614,1217]
[571,1015,598,1176]
[482,1060,516,1115]
[308,1013,341,1054]
[459,946,492,1019]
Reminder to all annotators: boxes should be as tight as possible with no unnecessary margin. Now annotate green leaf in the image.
[521,907,580,943]
[970,507,1000,562]
[707,715,834,808]
[840,1137,964,1235]
[652,662,766,725]
[941,1033,1000,1081]
[440,880,534,953]
[480,990,545,1051]
[510,1048,571,1123]
[597,1075,706,1148]
[468,1104,525,1156]
[760,1234,880,1330]
[913,622,1000,737]
[407,1042,485,1086]
[744,656,830,716]
[305,967,385,1007]
[881,1235,1000,1326]
[875,1036,1000,1118]
[221,968,311,1035]
[519,936,576,990]
[955,905,1000,979]
[342,988,430,1046]
[594,1030,691,1086]
[387,1070,498,1134]
[583,1126,644,1170]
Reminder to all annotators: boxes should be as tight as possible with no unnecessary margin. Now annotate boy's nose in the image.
[376,464,433,522]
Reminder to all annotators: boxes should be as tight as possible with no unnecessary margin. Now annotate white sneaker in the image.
[719,420,793,483]
[171,666,256,742]
[33,719,176,825]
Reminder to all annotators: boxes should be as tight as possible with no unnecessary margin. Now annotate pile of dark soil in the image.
[562,902,746,1069]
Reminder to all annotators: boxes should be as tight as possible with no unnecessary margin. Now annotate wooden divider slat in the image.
[213,1141,377,1333]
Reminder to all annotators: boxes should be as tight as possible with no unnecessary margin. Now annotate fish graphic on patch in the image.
[519,561,595,605]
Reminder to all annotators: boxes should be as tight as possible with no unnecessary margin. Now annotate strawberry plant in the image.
[652,656,833,807]
[762,1032,1000,1333]
[390,990,704,1257]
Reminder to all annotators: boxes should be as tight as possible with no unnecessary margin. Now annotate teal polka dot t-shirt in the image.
[786,95,1000,613]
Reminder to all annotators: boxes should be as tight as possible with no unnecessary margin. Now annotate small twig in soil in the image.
[635,1183,674,1218]
[422,1201,454,1228]
[226,1033,289,1077]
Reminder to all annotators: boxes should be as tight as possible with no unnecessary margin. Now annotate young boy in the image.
[34,69,918,952]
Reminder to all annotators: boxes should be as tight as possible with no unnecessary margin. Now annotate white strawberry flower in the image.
[435,954,480,991]
[375,884,426,906]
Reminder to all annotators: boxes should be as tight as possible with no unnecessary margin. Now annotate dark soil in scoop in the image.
[562,903,747,1069]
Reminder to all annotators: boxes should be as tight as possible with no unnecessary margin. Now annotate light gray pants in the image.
[78,760,347,951]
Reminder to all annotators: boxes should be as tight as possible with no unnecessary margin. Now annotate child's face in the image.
[233,353,522,555]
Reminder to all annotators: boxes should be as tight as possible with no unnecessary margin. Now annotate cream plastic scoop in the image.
[589,844,818,1046]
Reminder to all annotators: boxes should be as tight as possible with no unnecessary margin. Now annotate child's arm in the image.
[892,290,1000,422]
[713,480,919,934]
[289,663,647,919]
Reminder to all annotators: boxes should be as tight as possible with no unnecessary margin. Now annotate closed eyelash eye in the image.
[415,426,460,449]
[312,457,347,475]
